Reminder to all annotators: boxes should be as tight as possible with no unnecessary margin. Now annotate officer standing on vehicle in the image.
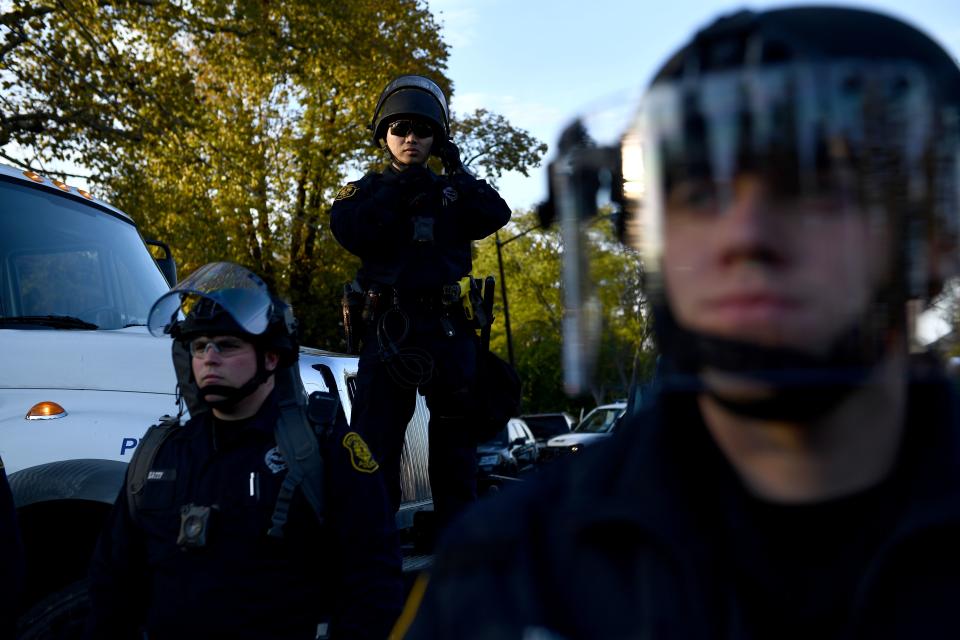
[84,262,402,640]
[401,7,960,638]
[1,454,24,638]
[330,76,511,529]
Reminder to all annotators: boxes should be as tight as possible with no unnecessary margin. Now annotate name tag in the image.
[147,469,176,481]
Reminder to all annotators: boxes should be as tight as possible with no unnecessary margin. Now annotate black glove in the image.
[436,138,466,175]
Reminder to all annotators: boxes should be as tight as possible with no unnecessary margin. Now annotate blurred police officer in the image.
[85,262,402,639]
[1,454,24,637]
[402,7,960,639]
[331,76,511,529]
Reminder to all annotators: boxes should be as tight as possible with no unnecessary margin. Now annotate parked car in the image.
[476,418,539,493]
[520,412,575,444]
[541,401,627,461]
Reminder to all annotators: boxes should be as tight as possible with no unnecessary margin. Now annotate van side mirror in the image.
[145,239,177,287]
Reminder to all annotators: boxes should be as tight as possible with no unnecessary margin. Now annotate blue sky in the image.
[429,0,960,212]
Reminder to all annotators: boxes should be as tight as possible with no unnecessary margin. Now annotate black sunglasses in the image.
[388,119,435,138]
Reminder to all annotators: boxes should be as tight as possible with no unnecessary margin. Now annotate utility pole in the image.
[495,223,541,368]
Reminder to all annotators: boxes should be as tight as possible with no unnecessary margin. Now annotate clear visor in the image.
[548,59,959,394]
[622,59,960,278]
[147,262,273,337]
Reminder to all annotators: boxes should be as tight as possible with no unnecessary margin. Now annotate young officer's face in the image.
[190,335,269,399]
[385,118,434,166]
[661,173,891,358]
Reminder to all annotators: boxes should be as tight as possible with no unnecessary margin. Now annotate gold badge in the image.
[342,432,379,473]
[335,183,359,201]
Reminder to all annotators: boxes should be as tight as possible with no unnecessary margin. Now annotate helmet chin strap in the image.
[653,302,892,422]
[380,140,405,171]
[382,138,429,171]
[198,346,273,412]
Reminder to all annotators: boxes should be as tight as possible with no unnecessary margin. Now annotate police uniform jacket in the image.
[406,378,960,639]
[330,165,510,290]
[85,393,402,640]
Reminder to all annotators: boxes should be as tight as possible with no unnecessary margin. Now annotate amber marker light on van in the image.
[77,189,93,200]
[23,170,44,183]
[25,402,67,420]
[51,179,70,191]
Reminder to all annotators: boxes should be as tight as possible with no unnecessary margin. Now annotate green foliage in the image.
[454,109,548,189]
[0,0,545,349]
[474,209,654,414]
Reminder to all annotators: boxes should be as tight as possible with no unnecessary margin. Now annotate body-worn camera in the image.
[177,503,214,549]
[411,216,435,243]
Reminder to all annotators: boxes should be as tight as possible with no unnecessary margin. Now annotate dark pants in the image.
[352,303,479,530]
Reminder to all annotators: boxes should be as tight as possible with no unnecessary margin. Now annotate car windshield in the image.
[575,407,624,434]
[0,178,169,329]
[482,427,509,447]
[522,415,571,438]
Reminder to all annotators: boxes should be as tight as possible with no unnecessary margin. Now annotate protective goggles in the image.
[388,119,435,138]
[189,336,249,358]
[148,262,274,337]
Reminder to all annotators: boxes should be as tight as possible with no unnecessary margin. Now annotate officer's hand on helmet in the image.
[436,138,465,175]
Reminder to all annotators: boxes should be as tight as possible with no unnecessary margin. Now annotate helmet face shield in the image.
[148,262,274,337]
[548,57,960,395]
[622,59,960,298]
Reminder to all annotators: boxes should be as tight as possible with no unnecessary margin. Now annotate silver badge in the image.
[442,186,459,205]
[264,446,287,474]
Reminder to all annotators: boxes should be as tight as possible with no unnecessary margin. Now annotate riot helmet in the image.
[551,7,960,415]
[371,74,451,148]
[148,262,298,412]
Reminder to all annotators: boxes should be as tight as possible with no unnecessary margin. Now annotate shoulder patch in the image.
[342,432,379,473]
[335,183,359,201]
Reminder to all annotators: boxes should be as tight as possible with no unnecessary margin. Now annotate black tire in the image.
[16,579,90,640]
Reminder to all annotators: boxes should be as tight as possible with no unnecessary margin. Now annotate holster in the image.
[441,276,493,333]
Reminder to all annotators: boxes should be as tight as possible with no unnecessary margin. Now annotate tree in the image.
[473,209,654,414]
[0,0,546,348]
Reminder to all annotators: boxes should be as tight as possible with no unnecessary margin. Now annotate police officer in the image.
[1,454,25,638]
[84,262,402,639]
[402,7,960,638]
[330,76,511,529]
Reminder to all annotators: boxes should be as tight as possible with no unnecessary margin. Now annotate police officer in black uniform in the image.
[331,76,511,529]
[84,262,402,640]
[402,7,960,639]
[1,454,25,638]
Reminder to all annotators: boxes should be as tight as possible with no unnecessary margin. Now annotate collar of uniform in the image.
[554,394,722,549]
[560,378,960,547]
[194,391,281,453]
[384,163,438,181]
[874,378,960,534]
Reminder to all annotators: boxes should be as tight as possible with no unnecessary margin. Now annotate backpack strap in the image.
[126,414,181,522]
[268,365,337,538]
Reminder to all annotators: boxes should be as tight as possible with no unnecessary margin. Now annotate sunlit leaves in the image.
[0,0,545,350]
[473,209,652,412]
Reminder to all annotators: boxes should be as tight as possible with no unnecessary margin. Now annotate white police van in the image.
[0,164,432,637]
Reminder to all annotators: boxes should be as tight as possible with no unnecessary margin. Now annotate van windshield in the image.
[0,178,170,329]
